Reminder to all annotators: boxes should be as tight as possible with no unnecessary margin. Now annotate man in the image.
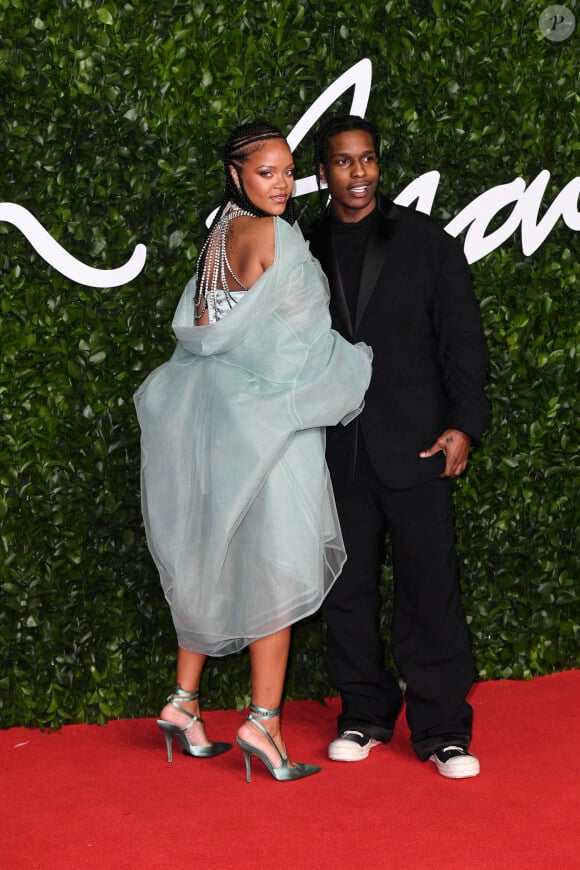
[306,115,489,779]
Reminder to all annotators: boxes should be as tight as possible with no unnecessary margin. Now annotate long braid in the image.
[195,122,294,317]
[313,115,380,215]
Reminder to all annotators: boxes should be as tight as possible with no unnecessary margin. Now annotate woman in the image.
[135,122,372,782]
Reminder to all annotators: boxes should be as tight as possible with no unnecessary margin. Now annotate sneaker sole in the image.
[328,739,380,762]
[430,757,480,779]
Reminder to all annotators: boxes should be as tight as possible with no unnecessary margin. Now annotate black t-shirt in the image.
[330,207,377,325]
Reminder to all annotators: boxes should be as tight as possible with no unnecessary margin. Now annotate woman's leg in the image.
[159,646,212,746]
[237,627,292,766]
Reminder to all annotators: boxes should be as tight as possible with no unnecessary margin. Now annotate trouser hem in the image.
[337,720,395,743]
[412,732,471,762]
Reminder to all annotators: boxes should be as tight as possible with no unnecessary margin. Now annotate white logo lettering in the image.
[0,202,146,288]
[444,171,580,263]
[1,59,578,284]
[397,170,580,264]
[393,171,441,216]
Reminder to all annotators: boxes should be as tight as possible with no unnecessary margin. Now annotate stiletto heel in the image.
[236,704,322,783]
[241,746,252,781]
[156,687,231,762]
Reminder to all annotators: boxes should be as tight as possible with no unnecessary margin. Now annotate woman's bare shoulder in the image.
[230,216,275,269]
[233,215,275,241]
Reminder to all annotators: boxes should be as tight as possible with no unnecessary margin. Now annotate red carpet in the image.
[2,672,578,869]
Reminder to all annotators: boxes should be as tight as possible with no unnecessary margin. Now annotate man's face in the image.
[319,129,379,222]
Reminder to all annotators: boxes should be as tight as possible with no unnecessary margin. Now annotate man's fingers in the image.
[419,441,442,459]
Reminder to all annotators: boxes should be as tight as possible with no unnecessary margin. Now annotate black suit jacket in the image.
[306,193,489,493]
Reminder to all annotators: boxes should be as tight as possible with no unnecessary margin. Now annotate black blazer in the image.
[306,193,489,493]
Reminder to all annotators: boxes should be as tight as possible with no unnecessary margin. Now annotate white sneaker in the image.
[328,730,381,761]
[429,745,480,779]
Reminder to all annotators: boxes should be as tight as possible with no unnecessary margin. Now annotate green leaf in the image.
[96,8,114,26]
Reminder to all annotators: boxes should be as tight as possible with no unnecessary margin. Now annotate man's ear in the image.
[230,164,241,189]
[318,163,327,184]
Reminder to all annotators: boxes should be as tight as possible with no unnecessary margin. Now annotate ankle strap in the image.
[168,686,200,704]
[249,703,281,719]
[166,687,203,726]
[246,706,285,764]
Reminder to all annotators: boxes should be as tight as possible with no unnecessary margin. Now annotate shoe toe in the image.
[429,746,480,779]
[328,731,379,762]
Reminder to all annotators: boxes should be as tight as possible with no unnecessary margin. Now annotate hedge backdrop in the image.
[1,0,578,728]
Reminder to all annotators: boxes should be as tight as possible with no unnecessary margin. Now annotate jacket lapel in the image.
[355,196,399,332]
[312,218,354,337]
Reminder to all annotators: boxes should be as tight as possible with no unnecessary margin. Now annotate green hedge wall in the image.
[1,0,578,727]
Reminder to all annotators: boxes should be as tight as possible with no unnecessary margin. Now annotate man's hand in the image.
[419,429,472,478]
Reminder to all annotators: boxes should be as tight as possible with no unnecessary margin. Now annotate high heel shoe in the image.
[236,703,322,782]
[156,687,232,762]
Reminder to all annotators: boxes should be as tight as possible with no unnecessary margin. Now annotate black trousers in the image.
[324,440,475,760]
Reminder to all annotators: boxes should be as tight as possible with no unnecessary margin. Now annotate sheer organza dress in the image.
[135,217,372,656]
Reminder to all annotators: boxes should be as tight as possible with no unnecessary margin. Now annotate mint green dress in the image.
[134,219,372,655]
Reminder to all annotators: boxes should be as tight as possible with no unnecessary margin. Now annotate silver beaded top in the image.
[194,201,255,324]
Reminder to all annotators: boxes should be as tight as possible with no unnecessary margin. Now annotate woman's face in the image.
[231,139,295,215]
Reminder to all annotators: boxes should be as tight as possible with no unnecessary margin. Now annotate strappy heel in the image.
[236,704,322,783]
[156,687,232,762]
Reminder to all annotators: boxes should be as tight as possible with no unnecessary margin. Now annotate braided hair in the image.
[313,115,380,214]
[224,122,295,223]
[196,122,295,291]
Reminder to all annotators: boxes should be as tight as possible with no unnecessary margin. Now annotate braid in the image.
[196,122,295,291]
[313,114,380,215]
